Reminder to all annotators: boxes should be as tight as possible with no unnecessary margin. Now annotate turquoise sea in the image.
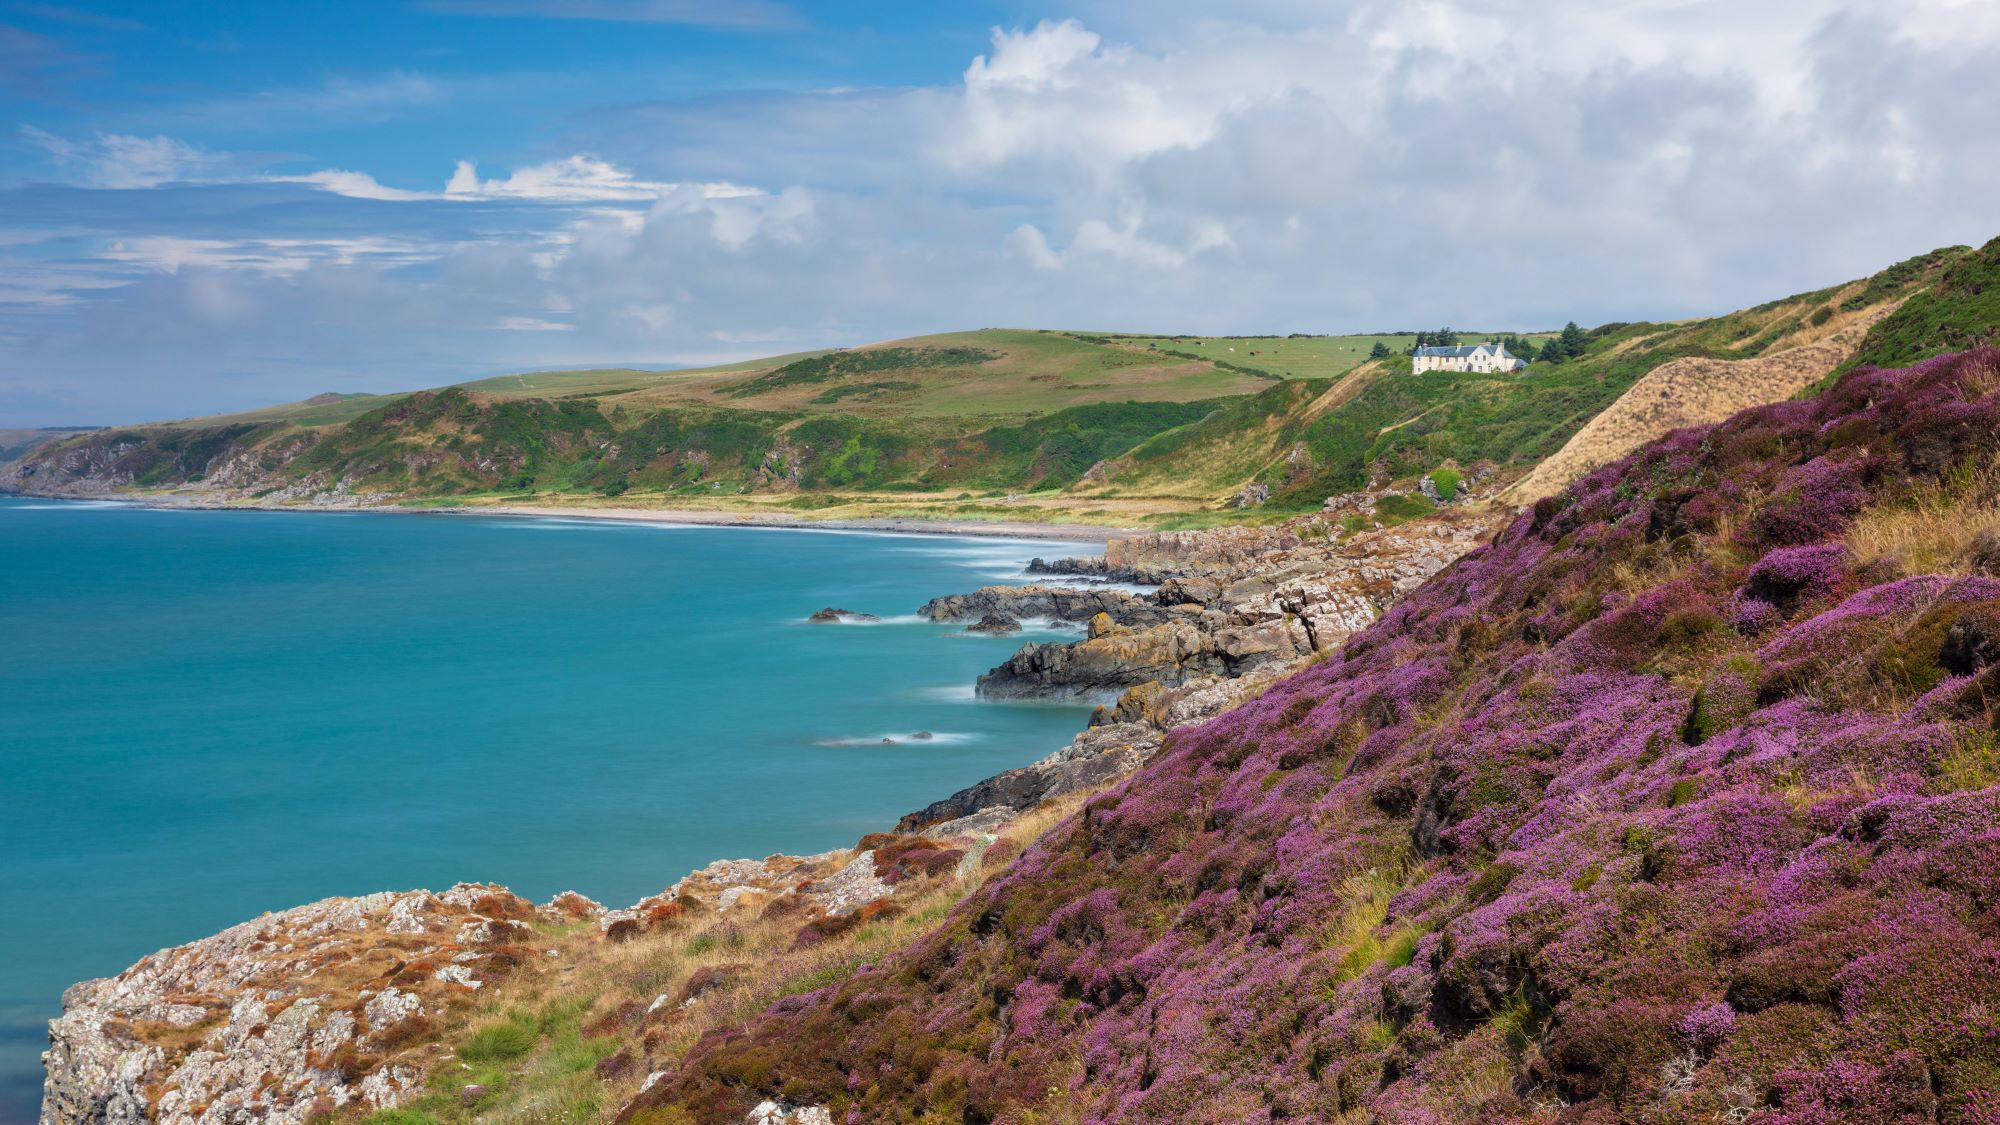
[0,497,1098,1123]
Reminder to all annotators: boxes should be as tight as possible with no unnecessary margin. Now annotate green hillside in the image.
[5,240,1992,528]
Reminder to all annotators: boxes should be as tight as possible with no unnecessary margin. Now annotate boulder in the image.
[966,613,1022,634]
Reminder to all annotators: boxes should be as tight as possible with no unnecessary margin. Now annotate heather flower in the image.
[1679,1001,1736,1049]
[1739,543,1850,614]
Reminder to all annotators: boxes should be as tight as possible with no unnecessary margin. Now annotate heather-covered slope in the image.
[635,350,2000,1123]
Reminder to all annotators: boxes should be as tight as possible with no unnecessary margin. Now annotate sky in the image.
[3,1,1999,426]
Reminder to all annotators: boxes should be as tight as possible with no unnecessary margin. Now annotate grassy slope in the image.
[0,427,95,462]
[1084,331,1554,381]
[7,243,1990,527]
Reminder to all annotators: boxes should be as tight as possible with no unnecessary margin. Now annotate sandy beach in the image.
[37,492,1141,543]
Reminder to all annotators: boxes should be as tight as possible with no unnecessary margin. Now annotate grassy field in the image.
[1082,331,1556,380]
[156,330,1269,431]
[599,329,1268,418]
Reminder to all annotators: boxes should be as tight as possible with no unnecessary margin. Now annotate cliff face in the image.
[635,351,2000,1122]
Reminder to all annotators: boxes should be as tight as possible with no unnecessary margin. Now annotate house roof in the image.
[1414,342,1517,359]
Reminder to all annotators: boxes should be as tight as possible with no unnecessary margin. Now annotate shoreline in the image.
[1,490,1141,542]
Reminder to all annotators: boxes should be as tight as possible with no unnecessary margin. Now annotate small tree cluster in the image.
[1408,328,1461,353]
[1537,321,1590,364]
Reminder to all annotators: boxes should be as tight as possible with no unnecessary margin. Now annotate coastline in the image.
[3,490,1138,543]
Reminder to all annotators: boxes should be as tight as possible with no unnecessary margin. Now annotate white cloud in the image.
[9,1,2000,426]
[442,155,759,203]
[273,170,434,201]
[22,126,236,188]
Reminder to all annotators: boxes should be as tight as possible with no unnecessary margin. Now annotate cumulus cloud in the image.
[5,1,2000,425]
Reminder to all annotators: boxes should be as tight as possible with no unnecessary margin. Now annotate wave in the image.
[814,731,977,747]
[5,499,133,510]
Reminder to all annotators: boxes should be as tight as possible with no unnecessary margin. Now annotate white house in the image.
[1411,342,1526,374]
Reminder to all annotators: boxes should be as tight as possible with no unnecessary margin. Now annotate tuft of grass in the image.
[1846,464,2000,577]
[460,1019,537,1065]
[1937,729,2000,794]
[1491,988,1547,1054]
[1320,855,1423,984]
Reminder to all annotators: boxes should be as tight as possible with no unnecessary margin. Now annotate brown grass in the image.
[1845,466,2000,578]
[1507,306,1899,504]
[392,796,1090,1123]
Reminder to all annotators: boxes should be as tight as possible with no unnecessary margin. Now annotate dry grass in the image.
[1507,307,1899,504]
[1845,465,2000,578]
[378,797,1089,1124]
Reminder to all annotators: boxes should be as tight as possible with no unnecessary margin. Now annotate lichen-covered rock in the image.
[746,1101,832,1125]
[42,884,541,1125]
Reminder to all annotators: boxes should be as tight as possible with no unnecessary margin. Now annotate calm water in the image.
[0,498,1096,1122]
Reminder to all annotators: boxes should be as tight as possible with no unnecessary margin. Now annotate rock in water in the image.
[966,613,1022,634]
[806,607,881,623]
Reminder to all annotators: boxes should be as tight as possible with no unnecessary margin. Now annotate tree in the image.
[1559,321,1588,359]
[1369,341,1391,359]
[1537,337,1568,364]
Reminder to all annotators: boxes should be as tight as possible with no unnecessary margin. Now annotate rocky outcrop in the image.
[977,514,1500,700]
[42,830,1017,1125]
[41,883,570,1125]
[895,722,1163,833]
[964,613,1021,635]
[918,584,1165,627]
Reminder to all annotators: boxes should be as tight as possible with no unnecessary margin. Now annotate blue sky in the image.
[4,0,1999,425]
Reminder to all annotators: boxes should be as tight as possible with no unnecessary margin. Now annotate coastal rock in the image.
[976,619,1234,699]
[918,806,1021,838]
[919,584,1167,628]
[537,890,606,923]
[41,883,545,1125]
[965,613,1021,634]
[806,607,880,624]
[895,722,1162,833]
[974,513,1500,701]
